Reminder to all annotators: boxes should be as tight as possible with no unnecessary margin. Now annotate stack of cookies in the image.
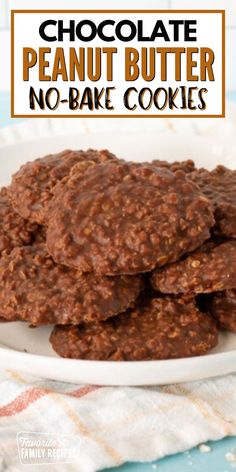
[0,148,235,361]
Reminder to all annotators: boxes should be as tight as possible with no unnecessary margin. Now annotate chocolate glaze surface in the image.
[0,187,38,256]
[0,244,143,325]
[151,241,236,295]
[9,149,115,224]
[50,296,218,360]
[47,161,214,275]
[189,166,236,238]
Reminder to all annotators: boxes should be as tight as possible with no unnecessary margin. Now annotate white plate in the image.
[0,130,236,386]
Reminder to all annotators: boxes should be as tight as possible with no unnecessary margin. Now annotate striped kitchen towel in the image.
[0,370,236,471]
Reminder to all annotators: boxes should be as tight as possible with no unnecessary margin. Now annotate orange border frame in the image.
[11,10,226,118]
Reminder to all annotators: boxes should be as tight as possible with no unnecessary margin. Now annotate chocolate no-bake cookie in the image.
[50,297,218,360]
[152,159,195,174]
[0,244,143,325]
[0,187,38,256]
[48,159,99,208]
[47,161,214,275]
[208,289,236,332]
[189,166,236,238]
[151,240,236,295]
[8,149,115,224]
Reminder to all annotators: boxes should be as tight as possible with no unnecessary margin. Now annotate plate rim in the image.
[1,343,236,386]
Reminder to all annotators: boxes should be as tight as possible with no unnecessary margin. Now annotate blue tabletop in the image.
[106,437,236,472]
[1,90,236,472]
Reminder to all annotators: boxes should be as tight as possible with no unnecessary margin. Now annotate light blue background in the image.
[1,91,236,472]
